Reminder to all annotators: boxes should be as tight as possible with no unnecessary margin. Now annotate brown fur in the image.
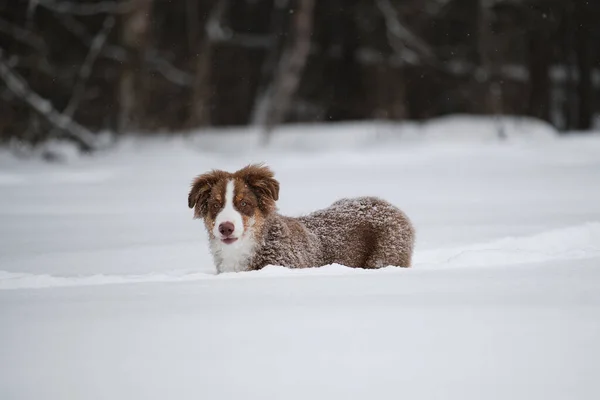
[188,164,415,272]
[188,164,278,237]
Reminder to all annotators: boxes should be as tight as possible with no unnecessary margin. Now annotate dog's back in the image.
[298,197,414,268]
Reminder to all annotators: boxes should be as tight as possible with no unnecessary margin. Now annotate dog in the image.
[188,164,415,273]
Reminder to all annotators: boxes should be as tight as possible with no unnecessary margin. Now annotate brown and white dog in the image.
[188,164,415,274]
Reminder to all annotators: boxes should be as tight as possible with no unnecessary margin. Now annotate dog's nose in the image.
[219,222,235,237]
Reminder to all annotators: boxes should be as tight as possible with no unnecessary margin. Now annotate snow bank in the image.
[2,258,599,400]
[416,222,600,269]
[187,115,558,154]
[0,270,211,290]
[2,222,599,290]
[0,115,564,163]
[417,114,558,142]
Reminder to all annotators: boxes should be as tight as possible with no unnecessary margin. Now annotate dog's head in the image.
[188,163,280,244]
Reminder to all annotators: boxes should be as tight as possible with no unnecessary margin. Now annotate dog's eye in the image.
[213,203,220,209]
[240,201,247,207]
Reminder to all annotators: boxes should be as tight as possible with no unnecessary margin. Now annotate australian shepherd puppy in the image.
[188,164,415,274]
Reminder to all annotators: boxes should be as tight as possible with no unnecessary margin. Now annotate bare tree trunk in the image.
[185,0,200,52]
[187,38,212,127]
[562,1,577,130]
[527,28,551,122]
[23,3,42,144]
[574,1,593,131]
[326,0,364,121]
[389,70,407,120]
[259,0,315,141]
[374,0,433,121]
[477,0,504,138]
[477,0,501,114]
[477,0,492,106]
[370,65,407,120]
[185,0,212,128]
[118,0,153,134]
[251,0,290,125]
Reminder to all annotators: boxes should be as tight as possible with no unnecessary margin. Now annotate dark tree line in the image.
[0,0,598,150]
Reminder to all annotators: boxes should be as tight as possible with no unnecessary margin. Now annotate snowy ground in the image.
[1,118,600,399]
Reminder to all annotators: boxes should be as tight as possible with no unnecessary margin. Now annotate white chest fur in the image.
[210,234,257,273]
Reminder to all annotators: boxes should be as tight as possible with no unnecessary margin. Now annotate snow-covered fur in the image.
[188,164,415,273]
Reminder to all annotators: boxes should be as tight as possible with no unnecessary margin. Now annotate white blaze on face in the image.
[213,180,244,239]
[210,179,257,273]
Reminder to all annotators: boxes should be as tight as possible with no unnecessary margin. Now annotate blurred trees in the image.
[0,0,598,148]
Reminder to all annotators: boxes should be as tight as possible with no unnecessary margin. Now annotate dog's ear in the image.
[188,171,222,218]
[237,163,280,213]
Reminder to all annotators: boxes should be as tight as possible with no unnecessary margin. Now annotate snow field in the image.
[1,118,600,399]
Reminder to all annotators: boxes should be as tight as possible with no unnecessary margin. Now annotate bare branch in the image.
[64,16,115,117]
[206,0,274,49]
[224,33,275,49]
[0,16,47,53]
[47,15,114,141]
[0,50,98,151]
[26,0,39,29]
[205,0,229,40]
[36,0,135,16]
[185,0,200,51]
[375,0,434,62]
[57,15,127,61]
[56,14,193,86]
[259,0,315,136]
[145,49,194,86]
[9,56,72,80]
[251,0,290,124]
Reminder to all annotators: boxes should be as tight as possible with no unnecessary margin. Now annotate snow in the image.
[188,114,559,153]
[1,117,600,400]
